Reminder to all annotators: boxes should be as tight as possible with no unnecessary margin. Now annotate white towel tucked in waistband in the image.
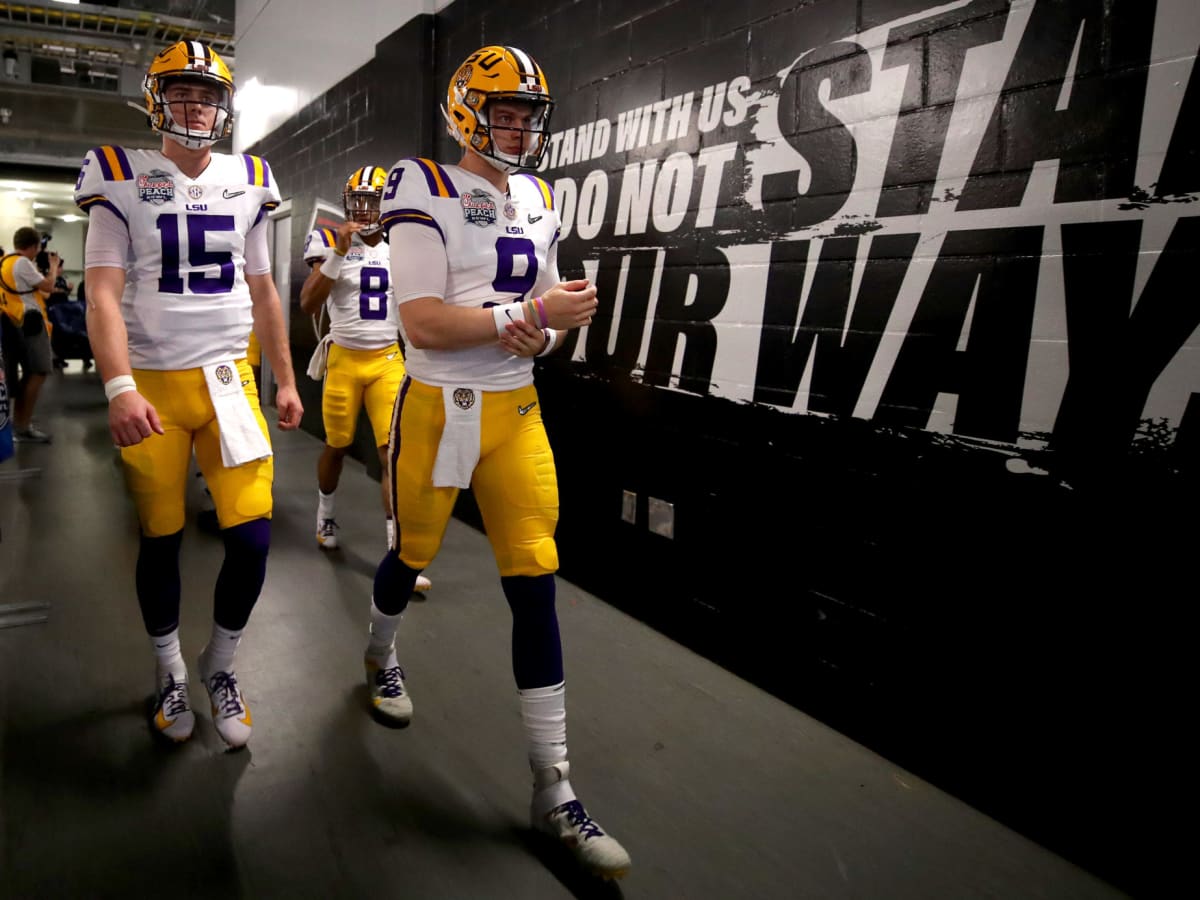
[306,333,333,380]
[202,360,273,467]
[432,386,483,488]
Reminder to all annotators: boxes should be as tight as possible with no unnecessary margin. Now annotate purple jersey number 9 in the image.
[492,236,538,296]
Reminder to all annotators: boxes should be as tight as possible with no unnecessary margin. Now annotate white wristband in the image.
[536,328,559,357]
[491,301,527,338]
[104,374,137,402]
[320,252,345,280]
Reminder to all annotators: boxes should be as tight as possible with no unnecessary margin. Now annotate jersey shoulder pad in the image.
[74,146,135,222]
[379,158,455,239]
[303,228,338,262]
[83,146,135,185]
[513,172,555,211]
[238,153,283,204]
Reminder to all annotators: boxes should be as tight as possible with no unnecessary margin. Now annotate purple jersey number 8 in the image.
[359,265,389,320]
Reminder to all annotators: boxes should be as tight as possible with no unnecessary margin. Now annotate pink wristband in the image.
[533,296,547,328]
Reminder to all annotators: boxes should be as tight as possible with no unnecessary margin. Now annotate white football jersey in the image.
[303,228,398,350]
[74,146,281,369]
[379,158,561,390]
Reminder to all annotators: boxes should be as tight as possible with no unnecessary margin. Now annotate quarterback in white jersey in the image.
[297,166,429,590]
[380,158,564,389]
[77,147,280,370]
[78,40,302,752]
[362,45,630,882]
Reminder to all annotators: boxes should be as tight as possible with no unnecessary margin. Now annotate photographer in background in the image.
[0,226,60,442]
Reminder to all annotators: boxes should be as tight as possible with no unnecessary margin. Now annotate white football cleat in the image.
[531,762,631,880]
[200,665,253,749]
[365,657,413,724]
[152,669,194,743]
[317,517,339,549]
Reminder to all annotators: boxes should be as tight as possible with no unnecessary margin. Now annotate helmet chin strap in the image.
[163,130,218,150]
[480,151,519,174]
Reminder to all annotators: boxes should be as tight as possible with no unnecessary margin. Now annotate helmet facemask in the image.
[344,189,383,235]
[147,75,233,150]
[467,95,553,173]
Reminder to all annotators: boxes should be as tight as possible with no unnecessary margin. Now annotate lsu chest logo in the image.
[137,169,175,205]
[461,189,496,227]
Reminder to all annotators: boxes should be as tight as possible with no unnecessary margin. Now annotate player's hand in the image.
[275,384,303,430]
[540,279,597,330]
[335,220,363,255]
[501,319,549,358]
[109,391,164,448]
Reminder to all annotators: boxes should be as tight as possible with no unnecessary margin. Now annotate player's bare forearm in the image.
[399,296,505,350]
[299,264,333,315]
[83,266,133,382]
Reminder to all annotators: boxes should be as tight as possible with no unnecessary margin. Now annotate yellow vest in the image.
[0,254,50,334]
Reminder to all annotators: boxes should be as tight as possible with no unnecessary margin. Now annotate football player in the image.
[366,46,630,879]
[297,167,430,595]
[76,40,303,749]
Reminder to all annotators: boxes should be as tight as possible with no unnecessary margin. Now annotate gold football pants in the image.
[388,378,559,576]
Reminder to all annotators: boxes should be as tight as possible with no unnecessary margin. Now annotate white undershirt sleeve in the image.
[83,205,131,269]
[389,223,448,302]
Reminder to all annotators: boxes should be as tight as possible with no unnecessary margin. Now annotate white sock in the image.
[151,627,186,679]
[521,681,575,814]
[318,490,335,522]
[366,598,401,662]
[385,517,395,549]
[520,682,569,769]
[201,623,242,677]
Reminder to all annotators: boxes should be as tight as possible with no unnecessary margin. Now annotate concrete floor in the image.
[0,367,1126,899]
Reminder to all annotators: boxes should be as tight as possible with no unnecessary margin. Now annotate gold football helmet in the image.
[442,45,554,173]
[140,40,234,149]
[343,166,388,235]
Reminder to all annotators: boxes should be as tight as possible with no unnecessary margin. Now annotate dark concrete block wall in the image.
[248,2,1198,894]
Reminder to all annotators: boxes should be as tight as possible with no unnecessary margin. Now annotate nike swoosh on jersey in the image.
[223,189,246,199]
[528,214,543,223]
[517,401,537,416]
